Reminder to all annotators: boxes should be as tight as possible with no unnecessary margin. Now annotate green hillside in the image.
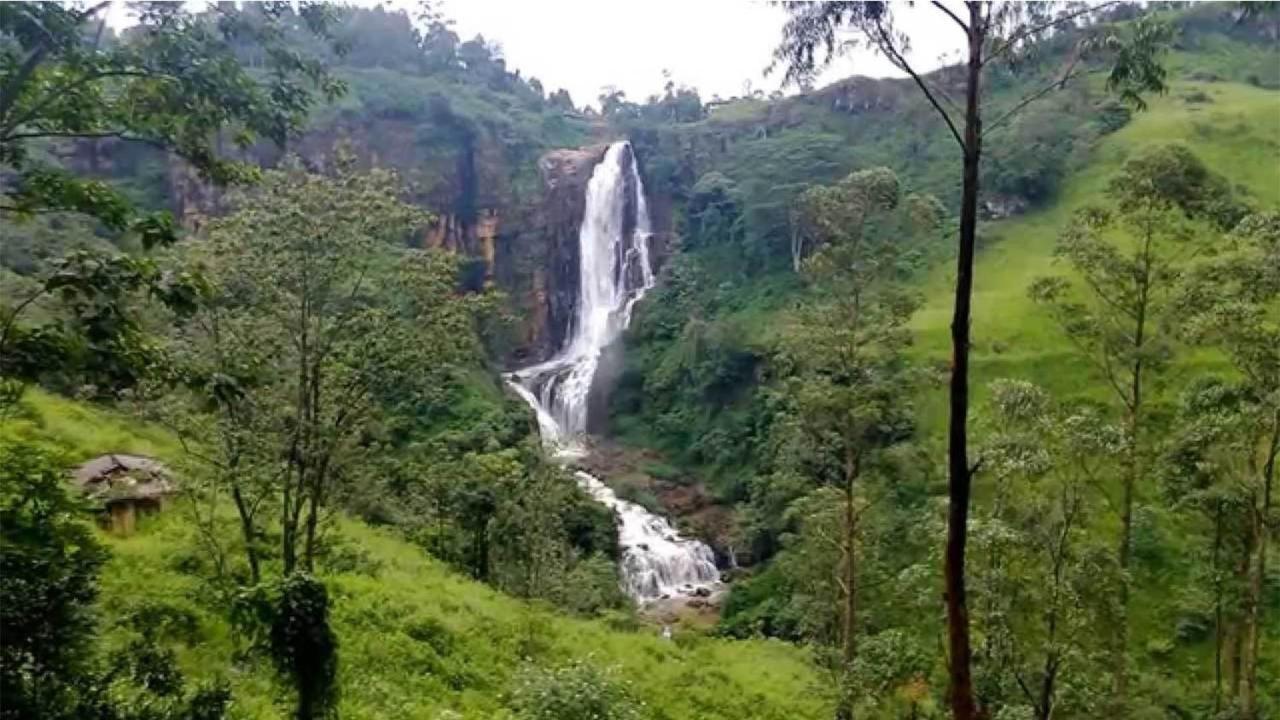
[913,79,1280,418]
[0,394,828,720]
[3,3,1278,720]
[100,516,825,720]
[602,15,1280,716]
[608,19,1280,487]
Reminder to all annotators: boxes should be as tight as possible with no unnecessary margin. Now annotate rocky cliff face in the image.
[151,122,644,364]
[496,143,608,363]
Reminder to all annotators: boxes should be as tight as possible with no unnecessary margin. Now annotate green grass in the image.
[1,386,181,461]
[1,390,829,719]
[901,78,1280,706]
[98,512,828,720]
[910,79,1280,428]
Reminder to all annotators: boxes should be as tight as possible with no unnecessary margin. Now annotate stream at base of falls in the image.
[506,141,721,605]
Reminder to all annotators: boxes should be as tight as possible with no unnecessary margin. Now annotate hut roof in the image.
[71,454,174,504]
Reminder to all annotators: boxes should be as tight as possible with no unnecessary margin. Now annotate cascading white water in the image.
[510,142,655,454]
[508,141,720,602]
[574,471,720,600]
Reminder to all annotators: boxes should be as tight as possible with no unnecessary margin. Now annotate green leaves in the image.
[510,659,648,720]
[793,166,904,278]
[1103,16,1173,111]
[0,441,108,720]
[771,2,890,88]
[1177,211,1280,411]
[1108,144,1249,229]
[0,248,208,393]
[1030,145,1239,412]
[1,1,343,239]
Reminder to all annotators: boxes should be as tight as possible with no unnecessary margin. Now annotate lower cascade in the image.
[507,141,720,603]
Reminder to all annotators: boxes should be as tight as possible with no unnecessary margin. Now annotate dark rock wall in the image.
[79,118,669,366]
[498,143,609,363]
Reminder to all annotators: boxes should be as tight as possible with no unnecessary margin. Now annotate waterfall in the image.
[507,141,720,603]
[510,141,654,455]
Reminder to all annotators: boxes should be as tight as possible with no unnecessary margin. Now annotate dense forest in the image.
[1,2,1277,720]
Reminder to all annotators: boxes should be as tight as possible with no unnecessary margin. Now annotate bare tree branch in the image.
[982,1,1120,69]
[932,1,970,33]
[873,18,965,150]
[983,68,1091,137]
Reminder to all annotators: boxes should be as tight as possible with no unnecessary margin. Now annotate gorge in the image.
[507,141,720,603]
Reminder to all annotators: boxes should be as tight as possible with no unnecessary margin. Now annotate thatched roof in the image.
[71,454,174,504]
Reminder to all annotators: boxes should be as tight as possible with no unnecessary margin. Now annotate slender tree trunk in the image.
[231,481,261,584]
[1230,525,1251,699]
[474,520,491,581]
[303,483,320,573]
[944,7,984,720]
[1115,222,1152,709]
[1115,409,1136,706]
[1213,499,1224,714]
[842,452,859,668]
[1036,660,1058,720]
[301,363,322,573]
[282,468,297,575]
[837,449,859,720]
[1241,416,1277,719]
[285,287,311,577]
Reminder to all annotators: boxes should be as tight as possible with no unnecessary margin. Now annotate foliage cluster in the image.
[709,139,1280,718]
[0,440,232,720]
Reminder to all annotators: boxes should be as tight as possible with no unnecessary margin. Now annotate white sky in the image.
[105,1,968,106]
[439,0,966,104]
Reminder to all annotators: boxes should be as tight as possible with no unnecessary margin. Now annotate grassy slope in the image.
[102,516,826,720]
[911,78,1280,426]
[2,387,182,461]
[0,392,830,720]
[908,78,1280,691]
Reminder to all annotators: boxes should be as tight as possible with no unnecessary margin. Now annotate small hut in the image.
[71,454,175,535]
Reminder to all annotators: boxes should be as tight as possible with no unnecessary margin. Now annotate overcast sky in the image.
[439,0,966,105]
[106,1,967,106]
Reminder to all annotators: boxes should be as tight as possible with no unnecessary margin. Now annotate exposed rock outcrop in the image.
[72,111,666,363]
[496,143,611,363]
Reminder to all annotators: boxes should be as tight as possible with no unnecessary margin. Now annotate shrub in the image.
[614,483,663,515]
[232,574,339,720]
[1093,99,1132,135]
[509,659,648,720]
[317,535,384,577]
[0,442,107,720]
[559,554,629,616]
[405,616,455,656]
[641,461,685,483]
[270,574,339,719]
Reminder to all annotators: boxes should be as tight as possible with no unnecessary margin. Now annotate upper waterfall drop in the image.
[511,141,656,454]
[508,141,721,602]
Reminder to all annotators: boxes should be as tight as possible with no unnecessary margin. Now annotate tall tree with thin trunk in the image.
[977,379,1121,719]
[1178,212,1280,719]
[773,4,1167,717]
[156,156,452,580]
[1163,379,1258,716]
[1031,145,1248,707]
[775,167,916,718]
